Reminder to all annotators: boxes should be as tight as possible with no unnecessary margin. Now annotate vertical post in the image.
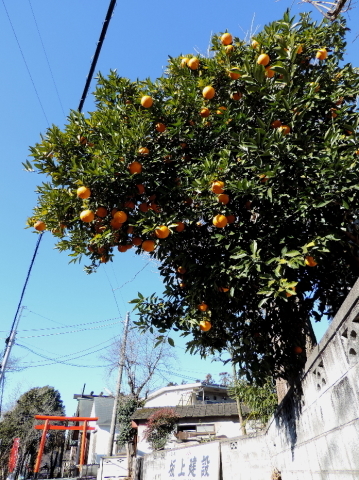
[34,420,49,475]
[79,421,88,466]
[107,312,130,456]
[231,362,247,435]
[0,307,25,388]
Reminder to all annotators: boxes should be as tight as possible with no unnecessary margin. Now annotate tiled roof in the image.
[132,402,247,420]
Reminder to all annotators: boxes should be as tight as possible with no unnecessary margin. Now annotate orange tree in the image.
[26,11,359,383]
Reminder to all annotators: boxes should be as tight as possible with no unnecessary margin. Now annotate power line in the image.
[0,315,122,333]
[19,335,119,361]
[1,0,49,125]
[14,320,121,339]
[27,0,65,117]
[78,0,117,112]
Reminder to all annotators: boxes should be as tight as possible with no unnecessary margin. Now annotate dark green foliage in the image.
[0,386,65,479]
[27,12,359,383]
[228,377,278,428]
[116,396,144,448]
[143,408,179,450]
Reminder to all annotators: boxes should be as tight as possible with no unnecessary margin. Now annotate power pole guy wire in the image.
[78,0,117,112]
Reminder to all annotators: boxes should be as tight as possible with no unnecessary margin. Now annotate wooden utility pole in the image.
[107,312,130,456]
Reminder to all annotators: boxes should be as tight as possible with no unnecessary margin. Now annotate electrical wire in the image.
[0,315,122,333]
[1,1,49,125]
[16,342,117,366]
[14,320,121,339]
[27,0,65,116]
[112,261,150,291]
[19,335,119,364]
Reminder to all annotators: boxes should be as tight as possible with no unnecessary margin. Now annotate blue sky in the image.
[1,0,358,414]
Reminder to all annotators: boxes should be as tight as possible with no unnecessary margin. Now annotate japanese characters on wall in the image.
[144,442,220,480]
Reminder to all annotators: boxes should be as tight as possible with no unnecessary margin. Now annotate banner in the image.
[8,438,20,473]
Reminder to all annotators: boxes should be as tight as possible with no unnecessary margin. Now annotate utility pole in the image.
[0,306,25,388]
[107,312,130,456]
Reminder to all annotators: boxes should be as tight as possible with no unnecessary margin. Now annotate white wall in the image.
[139,277,359,479]
[145,388,195,407]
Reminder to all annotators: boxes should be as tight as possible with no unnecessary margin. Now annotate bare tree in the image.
[101,325,177,400]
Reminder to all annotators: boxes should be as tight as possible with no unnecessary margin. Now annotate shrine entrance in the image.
[33,415,98,477]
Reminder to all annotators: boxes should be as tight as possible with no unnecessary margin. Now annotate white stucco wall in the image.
[144,388,195,407]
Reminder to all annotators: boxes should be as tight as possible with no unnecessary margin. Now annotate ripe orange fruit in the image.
[188,57,199,70]
[118,245,129,253]
[156,123,166,133]
[226,214,235,224]
[225,45,234,54]
[113,211,128,223]
[199,320,212,332]
[181,58,189,67]
[142,240,156,252]
[218,194,230,205]
[251,39,259,48]
[231,92,242,100]
[202,86,215,100]
[124,200,135,209]
[129,161,143,174]
[271,120,282,128]
[297,45,303,54]
[149,203,161,213]
[278,125,291,135]
[316,48,328,60]
[139,203,149,213]
[110,218,123,230]
[138,147,149,156]
[155,225,170,239]
[228,71,241,80]
[257,54,270,66]
[211,181,224,194]
[216,106,227,115]
[286,287,296,297]
[96,207,108,218]
[100,255,109,263]
[330,109,338,118]
[218,287,229,292]
[177,266,187,274]
[136,184,145,195]
[265,67,275,78]
[294,346,303,354]
[141,95,153,108]
[221,33,233,45]
[80,210,95,223]
[34,220,46,231]
[213,214,228,228]
[200,108,210,118]
[77,186,91,199]
[305,256,317,267]
[197,302,208,312]
[179,282,186,288]
[175,222,185,232]
[132,237,142,246]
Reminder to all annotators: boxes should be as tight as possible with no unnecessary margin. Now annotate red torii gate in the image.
[33,415,98,475]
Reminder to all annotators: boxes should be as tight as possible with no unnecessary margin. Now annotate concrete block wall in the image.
[140,278,359,479]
